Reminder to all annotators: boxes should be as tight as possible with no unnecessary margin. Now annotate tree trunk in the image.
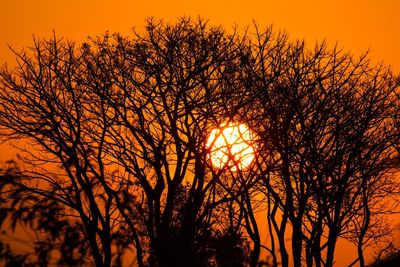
[326,228,338,267]
[267,193,278,267]
[291,221,303,267]
[274,214,289,267]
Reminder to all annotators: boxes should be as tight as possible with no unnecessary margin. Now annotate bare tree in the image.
[239,26,400,267]
[0,18,399,267]
[0,18,255,267]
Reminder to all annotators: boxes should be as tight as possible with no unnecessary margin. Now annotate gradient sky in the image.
[1,0,399,265]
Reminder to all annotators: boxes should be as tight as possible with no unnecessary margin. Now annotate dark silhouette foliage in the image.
[371,250,400,267]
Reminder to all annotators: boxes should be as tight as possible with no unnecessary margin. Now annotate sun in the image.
[206,123,255,171]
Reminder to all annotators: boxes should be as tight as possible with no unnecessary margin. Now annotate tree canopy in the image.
[0,18,399,267]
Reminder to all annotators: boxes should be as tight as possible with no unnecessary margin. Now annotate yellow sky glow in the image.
[207,123,255,171]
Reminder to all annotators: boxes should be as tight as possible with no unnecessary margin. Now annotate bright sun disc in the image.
[206,123,255,171]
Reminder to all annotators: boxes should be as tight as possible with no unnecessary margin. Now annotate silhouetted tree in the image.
[0,18,255,267]
[238,26,400,267]
[0,18,399,267]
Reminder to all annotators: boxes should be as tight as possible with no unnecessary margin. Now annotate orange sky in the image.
[1,0,400,72]
[1,0,399,265]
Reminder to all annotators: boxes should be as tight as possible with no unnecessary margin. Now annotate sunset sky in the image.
[1,0,400,72]
[1,0,399,265]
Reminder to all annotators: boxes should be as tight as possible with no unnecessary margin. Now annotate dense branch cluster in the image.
[0,18,399,267]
